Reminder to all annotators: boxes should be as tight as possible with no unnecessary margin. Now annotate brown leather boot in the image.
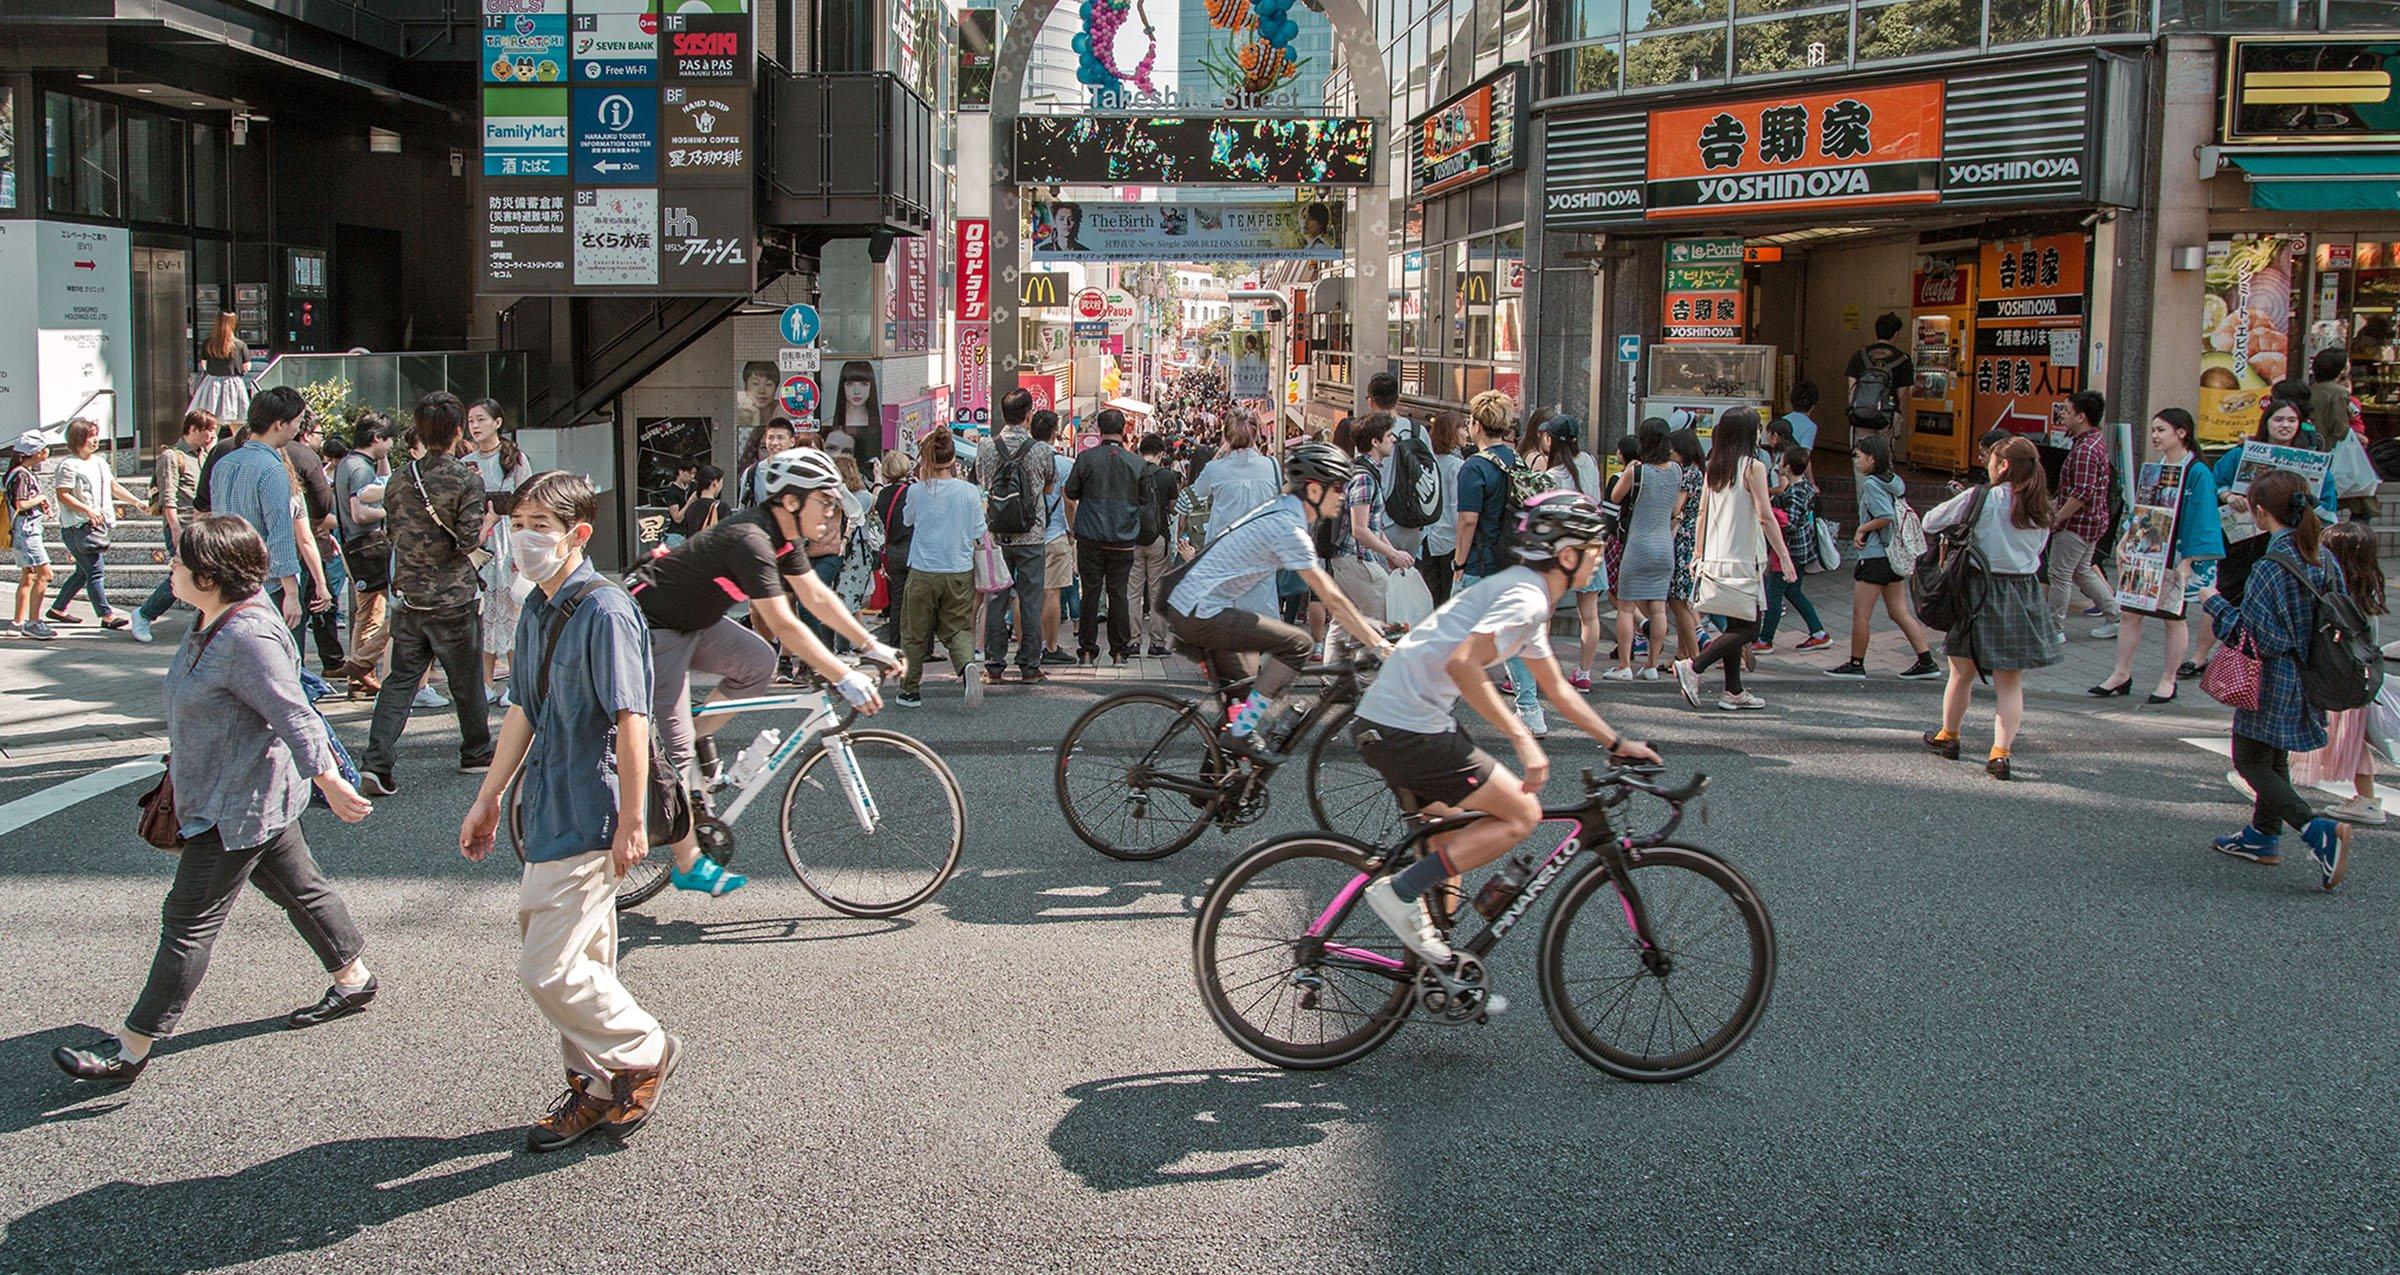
[606,1034,682,1140]
[526,1072,613,1153]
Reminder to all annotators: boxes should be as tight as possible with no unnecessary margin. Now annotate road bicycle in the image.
[508,669,964,918]
[1192,762,1775,1082]
[1053,640,1405,861]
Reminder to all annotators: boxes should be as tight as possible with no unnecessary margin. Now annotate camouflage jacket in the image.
[384,452,488,611]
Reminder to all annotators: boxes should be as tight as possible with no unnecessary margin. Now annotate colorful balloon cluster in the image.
[1074,0,1158,92]
[1198,0,1306,94]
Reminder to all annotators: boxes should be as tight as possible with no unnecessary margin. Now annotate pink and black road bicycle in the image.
[1192,762,1775,1081]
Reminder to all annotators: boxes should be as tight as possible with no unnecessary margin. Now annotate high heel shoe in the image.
[2146,689,2178,705]
[2086,681,2131,698]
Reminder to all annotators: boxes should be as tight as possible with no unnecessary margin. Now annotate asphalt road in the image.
[1,667,2394,1272]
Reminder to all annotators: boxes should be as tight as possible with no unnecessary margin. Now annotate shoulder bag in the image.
[407,459,491,571]
[1908,484,1990,634]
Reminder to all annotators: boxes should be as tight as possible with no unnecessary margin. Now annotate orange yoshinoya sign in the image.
[1645,80,1945,219]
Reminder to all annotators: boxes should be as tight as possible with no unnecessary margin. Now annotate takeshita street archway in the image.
[986,0,1391,424]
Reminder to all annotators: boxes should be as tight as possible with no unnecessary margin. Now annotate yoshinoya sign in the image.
[1412,68,1523,200]
[1544,60,2120,228]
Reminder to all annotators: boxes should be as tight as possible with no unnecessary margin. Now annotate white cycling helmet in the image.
[755,447,844,500]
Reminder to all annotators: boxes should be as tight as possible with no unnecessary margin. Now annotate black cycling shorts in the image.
[1350,719,1496,808]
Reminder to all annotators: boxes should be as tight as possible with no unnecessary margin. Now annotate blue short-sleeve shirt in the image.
[513,560,657,862]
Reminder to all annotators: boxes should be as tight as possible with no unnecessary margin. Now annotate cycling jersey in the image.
[1165,494,1319,619]
[1356,565,1554,734]
[628,506,806,633]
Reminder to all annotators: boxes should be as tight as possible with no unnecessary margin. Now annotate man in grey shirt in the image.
[974,388,1054,680]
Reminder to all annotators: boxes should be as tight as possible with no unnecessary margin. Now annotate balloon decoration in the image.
[1197,0,1307,95]
[1075,0,1160,93]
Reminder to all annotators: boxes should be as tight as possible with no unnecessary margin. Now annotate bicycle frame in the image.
[1122,661,1364,809]
[691,690,881,833]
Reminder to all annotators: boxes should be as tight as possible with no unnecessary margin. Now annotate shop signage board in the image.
[0,221,134,436]
[1020,271,1070,309]
[2197,235,2303,448]
[1026,200,1341,263]
[1662,237,1745,342]
[2222,37,2400,145]
[955,324,990,423]
[955,219,991,323]
[1018,371,1061,413]
[778,345,819,374]
[2113,459,2188,618]
[477,0,754,296]
[1972,233,2087,441]
[1544,61,2115,228]
[1412,68,1524,200]
[1012,117,1378,186]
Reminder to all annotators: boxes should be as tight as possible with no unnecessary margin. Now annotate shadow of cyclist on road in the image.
[1049,1068,1377,1191]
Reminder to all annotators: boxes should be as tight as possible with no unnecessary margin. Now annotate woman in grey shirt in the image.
[54,514,378,1086]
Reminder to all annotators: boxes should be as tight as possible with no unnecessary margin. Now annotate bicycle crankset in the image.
[1415,954,1494,1024]
[1212,772,1270,830]
[693,813,736,867]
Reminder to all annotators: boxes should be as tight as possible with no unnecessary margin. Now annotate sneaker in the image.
[1019,665,1048,683]
[1631,637,1650,657]
[2211,826,2283,865]
[2303,818,2352,891]
[0,620,15,638]
[1671,658,1701,708]
[2083,604,2109,617]
[2090,622,2121,639]
[963,663,985,709]
[1899,654,1942,679]
[1795,632,1833,651]
[1637,666,1662,682]
[894,689,924,708]
[129,612,155,644]
[22,621,57,641]
[1077,649,1098,667]
[1748,640,1774,654]
[984,662,1008,685]
[360,772,397,797]
[413,683,450,709]
[1520,704,1550,739]
[670,855,746,896]
[1825,659,1868,679]
[606,1033,681,1140]
[1567,669,1593,692]
[487,685,511,708]
[1602,667,1636,682]
[1717,691,1768,711]
[1497,679,1516,695]
[1042,648,1076,666]
[527,1072,614,1153]
[1362,877,1455,966]
[2328,795,2386,826]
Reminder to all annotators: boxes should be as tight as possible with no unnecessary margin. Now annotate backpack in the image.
[1137,462,1177,547]
[873,480,914,575]
[1882,477,1928,574]
[1848,343,1907,429]
[1383,428,1442,530]
[2268,550,2384,712]
[985,438,1040,536]
[537,578,694,846]
[1908,483,1989,633]
[1496,452,1557,556]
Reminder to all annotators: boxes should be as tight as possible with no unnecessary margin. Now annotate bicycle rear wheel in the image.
[779,729,964,918]
[1056,690,1226,861]
[1304,705,1405,849]
[503,760,673,909]
[1537,845,1775,1082]
[1194,834,1414,1069]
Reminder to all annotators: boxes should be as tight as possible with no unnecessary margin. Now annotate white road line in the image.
[0,756,165,839]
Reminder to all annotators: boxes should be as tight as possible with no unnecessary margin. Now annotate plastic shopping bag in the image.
[1386,566,1435,628]
[2334,432,2381,499]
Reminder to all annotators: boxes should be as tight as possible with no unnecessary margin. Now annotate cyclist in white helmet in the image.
[628,447,902,895]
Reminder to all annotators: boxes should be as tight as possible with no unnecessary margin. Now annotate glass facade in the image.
[2163,0,2400,30]
[37,90,229,228]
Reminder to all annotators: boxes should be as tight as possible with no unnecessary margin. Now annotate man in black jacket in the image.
[1062,408,1145,665]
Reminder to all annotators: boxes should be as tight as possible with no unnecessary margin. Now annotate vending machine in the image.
[1906,261,1975,473]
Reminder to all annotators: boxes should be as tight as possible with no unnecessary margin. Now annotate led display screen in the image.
[1013,117,1377,186]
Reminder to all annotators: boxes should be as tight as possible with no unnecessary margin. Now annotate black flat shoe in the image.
[289,975,377,1029]
[2146,690,2178,705]
[2177,661,2205,681]
[53,1041,145,1084]
[1987,756,2013,782]
[2087,682,2131,698]
[1921,730,1960,760]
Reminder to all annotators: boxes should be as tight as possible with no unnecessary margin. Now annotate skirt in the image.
[187,374,251,423]
[2292,707,2370,788]
[1945,571,2064,671]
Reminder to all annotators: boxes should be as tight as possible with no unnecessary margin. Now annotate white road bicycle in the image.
[507,671,965,917]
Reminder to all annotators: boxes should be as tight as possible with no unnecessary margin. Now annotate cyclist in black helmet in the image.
[1161,441,1395,759]
[1351,489,1661,972]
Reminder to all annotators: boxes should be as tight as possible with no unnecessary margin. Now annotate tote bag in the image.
[972,534,1014,596]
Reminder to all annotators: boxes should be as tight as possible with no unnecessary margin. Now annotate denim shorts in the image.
[10,516,47,567]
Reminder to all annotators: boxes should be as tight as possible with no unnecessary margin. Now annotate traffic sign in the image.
[1072,320,1108,340]
[778,303,820,346]
[1073,288,1108,321]
[777,346,819,374]
[779,374,819,419]
[1616,334,1642,363]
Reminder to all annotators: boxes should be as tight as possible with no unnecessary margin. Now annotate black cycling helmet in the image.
[1512,489,1609,565]
[1284,441,1354,488]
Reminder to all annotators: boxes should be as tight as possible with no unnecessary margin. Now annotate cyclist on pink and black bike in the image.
[1351,489,1661,973]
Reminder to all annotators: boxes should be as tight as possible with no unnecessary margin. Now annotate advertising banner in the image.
[955,219,991,322]
[635,415,712,503]
[2114,459,2188,618]
[1414,69,1523,199]
[663,12,747,79]
[1972,233,2087,441]
[483,87,571,177]
[1232,334,1271,400]
[571,0,658,81]
[656,187,753,293]
[1661,237,1744,342]
[1027,199,1340,263]
[885,233,931,352]
[2228,440,2329,495]
[955,324,990,424]
[0,90,15,211]
[572,187,658,288]
[2197,235,2302,448]
[484,1,569,83]
[1012,117,1378,186]
[1018,372,1061,414]
[1646,81,1943,219]
[659,85,749,183]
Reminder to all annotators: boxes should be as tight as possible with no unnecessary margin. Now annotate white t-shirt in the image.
[54,453,115,529]
[1358,565,1556,734]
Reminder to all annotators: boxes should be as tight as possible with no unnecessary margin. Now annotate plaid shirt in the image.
[2204,531,2339,751]
[2058,428,2112,542]
[1335,465,1382,561]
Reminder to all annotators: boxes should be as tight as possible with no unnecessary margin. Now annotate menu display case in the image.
[1640,343,1776,443]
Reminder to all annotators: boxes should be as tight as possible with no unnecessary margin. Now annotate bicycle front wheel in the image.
[779,729,964,918]
[1055,690,1226,861]
[1194,834,1414,1069]
[1537,845,1775,1083]
[1304,705,1405,849]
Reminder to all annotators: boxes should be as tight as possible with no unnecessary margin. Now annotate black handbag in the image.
[1909,484,1990,634]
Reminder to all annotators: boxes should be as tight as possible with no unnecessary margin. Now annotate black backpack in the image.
[1384,428,1442,530]
[1137,462,1178,547]
[1908,483,1989,634]
[2268,550,2384,712]
[1848,343,1906,429]
[985,437,1040,537]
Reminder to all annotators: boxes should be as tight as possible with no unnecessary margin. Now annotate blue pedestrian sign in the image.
[779,303,821,347]
[1616,334,1642,364]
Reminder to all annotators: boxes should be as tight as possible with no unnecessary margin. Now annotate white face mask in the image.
[511,528,571,580]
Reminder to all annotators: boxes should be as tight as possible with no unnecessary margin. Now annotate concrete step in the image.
[21,540,174,569]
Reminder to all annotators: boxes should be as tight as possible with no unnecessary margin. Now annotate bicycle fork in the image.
[821,734,882,834]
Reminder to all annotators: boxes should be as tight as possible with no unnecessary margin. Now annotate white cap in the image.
[9,430,56,455]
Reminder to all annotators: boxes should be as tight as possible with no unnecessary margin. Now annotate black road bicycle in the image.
[1192,763,1776,1082]
[1053,645,1405,861]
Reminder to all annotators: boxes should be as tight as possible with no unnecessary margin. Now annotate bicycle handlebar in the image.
[804,657,895,733]
[1583,764,1710,806]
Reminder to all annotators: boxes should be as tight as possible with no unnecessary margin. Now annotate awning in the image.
[1105,397,1155,417]
[2229,154,2400,213]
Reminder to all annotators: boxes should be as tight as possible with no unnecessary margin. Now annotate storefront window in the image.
[1987,0,2144,44]
[1735,10,1850,73]
[1630,0,1728,32]
[1552,0,1624,41]
[125,113,185,225]
[44,93,121,219]
[1548,43,1624,96]
[1496,229,1526,368]
[2326,1,2398,29]
[1624,25,1727,87]
[2161,0,2366,30]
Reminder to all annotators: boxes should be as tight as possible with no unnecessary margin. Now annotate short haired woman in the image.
[45,418,145,630]
[1919,438,2062,779]
[53,514,377,1085]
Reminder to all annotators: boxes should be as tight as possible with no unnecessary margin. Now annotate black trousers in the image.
[127,822,365,1038]
[280,575,346,673]
[1164,600,1315,698]
[363,601,492,776]
[1690,614,1761,693]
[2232,733,2317,836]
[1419,553,1456,606]
[1077,541,1135,659]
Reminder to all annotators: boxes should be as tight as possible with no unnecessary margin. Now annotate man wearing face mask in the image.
[625,448,902,897]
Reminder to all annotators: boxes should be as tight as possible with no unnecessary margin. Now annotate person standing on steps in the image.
[459,471,680,1152]
[131,410,218,644]
[1064,408,1147,666]
[2048,391,2123,642]
[46,417,146,631]
[358,392,495,797]
[52,514,377,1087]
[974,387,1054,682]
[1826,433,1941,681]
[1919,437,2063,780]
[1844,313,1914,443]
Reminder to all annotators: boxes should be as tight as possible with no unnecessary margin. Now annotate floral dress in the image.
[1670,462,1704,602]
